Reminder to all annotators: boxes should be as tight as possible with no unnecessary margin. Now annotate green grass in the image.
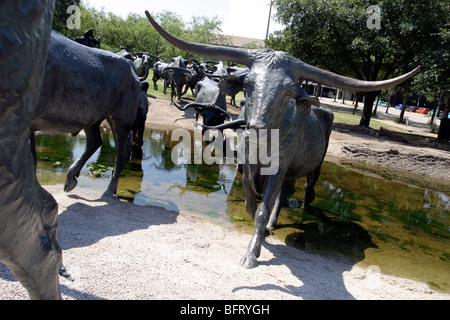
[332,111,397,131]
[332,111,361,126]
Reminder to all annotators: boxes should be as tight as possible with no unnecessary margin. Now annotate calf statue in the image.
[0,0,63,299]
[73,28,101,48]
[31,30,145,198]
[146,11,420,268]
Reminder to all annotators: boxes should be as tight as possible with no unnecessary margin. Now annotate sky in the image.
[83,0,284,40]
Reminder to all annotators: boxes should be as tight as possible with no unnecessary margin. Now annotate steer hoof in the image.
[100,191,118,201]
[240,253,259,269]
[64,178,77,192]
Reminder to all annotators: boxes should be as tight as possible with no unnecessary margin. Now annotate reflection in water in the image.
[34,127,450,293]
[283,207,377,262]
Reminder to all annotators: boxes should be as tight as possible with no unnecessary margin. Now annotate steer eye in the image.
[244,79,253,91]
[285,85,298,97]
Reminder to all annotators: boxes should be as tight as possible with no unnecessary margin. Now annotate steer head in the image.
[145,10,419,132]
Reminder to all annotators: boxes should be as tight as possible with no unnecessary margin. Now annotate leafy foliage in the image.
[52,2,231,60]
[267,0,449,128]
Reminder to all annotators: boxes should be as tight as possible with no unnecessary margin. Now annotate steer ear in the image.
[295,96,320,114]
[294,84,320,114]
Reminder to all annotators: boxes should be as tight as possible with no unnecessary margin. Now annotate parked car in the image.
[406,106,418,112]
[416,108,430,114]
[373,100,387,106]
[429,110,450,118]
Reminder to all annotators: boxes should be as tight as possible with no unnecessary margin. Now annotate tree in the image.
[267,0,448,128]
[411,26,450,140]
[54,5,230,61]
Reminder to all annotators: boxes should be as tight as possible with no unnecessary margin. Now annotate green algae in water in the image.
[87,163,113,177]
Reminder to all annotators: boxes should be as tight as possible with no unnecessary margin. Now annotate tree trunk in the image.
[399,91,409,123]
[386,89,392,113]
[359,91,380,127]
[373,95,380,115]
[438,95,450,141]
[429,94,439,124]
[353,93,360,115]
[442,94,449,119]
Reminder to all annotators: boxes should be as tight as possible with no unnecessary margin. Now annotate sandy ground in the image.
[1,95,449,300]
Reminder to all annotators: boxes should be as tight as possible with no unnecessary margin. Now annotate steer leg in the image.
[152,76,158,91]
[243,177,257,220]
[267,190,282,230]
[303,163,323,208]
[241,171,285,269]
[102,123,132,198]
[163,79,169,95]
[267,179,296,229]
[65,121,103,192]
[169,84,176,105]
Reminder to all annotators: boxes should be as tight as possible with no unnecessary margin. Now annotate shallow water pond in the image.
[34,127,450,293]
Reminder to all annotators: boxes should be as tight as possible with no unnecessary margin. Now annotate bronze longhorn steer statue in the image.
[31,30,144,198]
[145,11,419,268]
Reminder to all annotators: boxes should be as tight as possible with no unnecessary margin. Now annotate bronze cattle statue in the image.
[0,0,62,299]
[144,11,419,268]
[31,30,145,198]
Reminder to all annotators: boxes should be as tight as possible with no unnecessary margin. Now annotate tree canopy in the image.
[267,0,449,130]
[52,1,231,61]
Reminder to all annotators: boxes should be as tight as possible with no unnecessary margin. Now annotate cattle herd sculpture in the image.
[0,1,419,299]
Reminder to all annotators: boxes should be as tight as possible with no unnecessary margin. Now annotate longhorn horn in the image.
[205,74,224,80]
[136,52,161,61]
[177,103,233,121]
[163,66,192,76]
[173,102,203,111]
[198,66,222,80]
[145,11,251,66]
[195,118,246,131]
[293,61,420,92]
[146,10,419,92]
[203,104,233,121]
